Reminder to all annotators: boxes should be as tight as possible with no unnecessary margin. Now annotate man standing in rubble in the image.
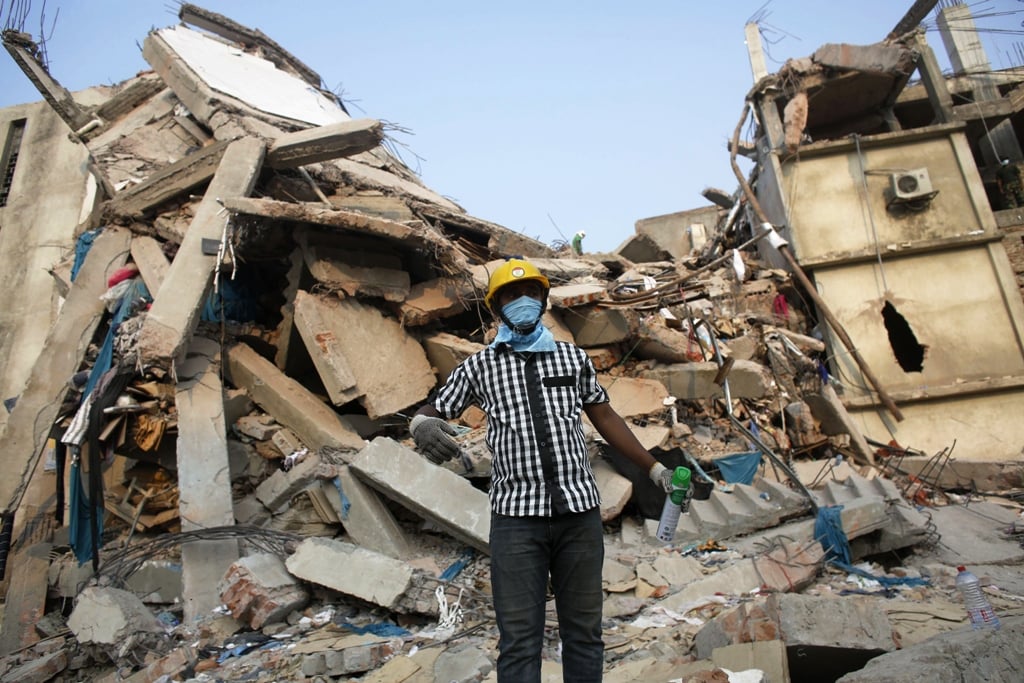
[410,258,674,683]
[996,156,1024,209]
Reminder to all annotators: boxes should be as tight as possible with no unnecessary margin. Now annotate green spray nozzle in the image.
[672,466,692,490]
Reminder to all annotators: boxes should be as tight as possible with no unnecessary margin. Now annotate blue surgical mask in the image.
[492,295,556,352]
[502,296,544,327]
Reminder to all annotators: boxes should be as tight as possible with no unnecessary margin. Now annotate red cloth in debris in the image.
[772,293,790,320]
[107,266,139,288]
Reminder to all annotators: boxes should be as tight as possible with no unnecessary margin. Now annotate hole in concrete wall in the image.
[0,119,26,207]
[881,300,926,373]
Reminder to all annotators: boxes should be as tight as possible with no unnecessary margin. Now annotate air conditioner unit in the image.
[889,168,934,202]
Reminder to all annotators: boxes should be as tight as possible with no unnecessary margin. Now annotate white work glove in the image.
[410,414,462,465]
[649,462,674,493]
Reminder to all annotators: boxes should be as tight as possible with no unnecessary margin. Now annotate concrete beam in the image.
[266,119,384,169]
[221,197,467,273]
[129,235,170,295]
[348,438,491,554]
[105,139,231,219]
[136,137,265,372]
[224,342,365,452]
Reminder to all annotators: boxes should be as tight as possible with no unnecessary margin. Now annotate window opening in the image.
[0,119,27,207]
[881,300,927,373]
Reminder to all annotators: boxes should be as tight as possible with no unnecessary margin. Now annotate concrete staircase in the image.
[645,477,812,545]
[810,472,934,556]
[644,472,933,553]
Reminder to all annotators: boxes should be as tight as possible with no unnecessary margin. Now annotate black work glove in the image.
[410,414,463,465]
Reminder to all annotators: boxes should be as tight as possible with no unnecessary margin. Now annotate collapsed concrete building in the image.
[0,2,1022,682]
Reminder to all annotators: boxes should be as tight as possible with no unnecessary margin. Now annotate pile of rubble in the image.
[1,4,1023,682]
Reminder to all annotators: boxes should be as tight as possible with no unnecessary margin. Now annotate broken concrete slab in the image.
[285,537,414,610]
[592,457,632,522]
[300,242,411,302]
[421,332,485,384]
[0,648,67,683]
[0,227,131,520]
[398,277,473,327]
[601,376,669,418]
[562,306,636,347]
[292,292,436,418]
[640,359,772,400]
[224,342,365,452]
[334,465,412,560]
[67,586,165,645]
[255,452,323,512]
[549,283,607,308]
[105,139,231,219]
[695,593,896,665]
[346,437,490,554]
[835,615,1024,683]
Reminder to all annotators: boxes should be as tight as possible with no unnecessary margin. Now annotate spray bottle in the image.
[656,466,693,543]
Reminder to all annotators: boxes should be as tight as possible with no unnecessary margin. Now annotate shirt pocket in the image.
[542,375,575,388]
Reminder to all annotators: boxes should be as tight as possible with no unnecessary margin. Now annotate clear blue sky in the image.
[1,1,1020,253]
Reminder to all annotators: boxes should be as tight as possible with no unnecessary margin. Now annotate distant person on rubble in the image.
[410,257,673,683]
[571,230,586,255]
[996,157,1024,209]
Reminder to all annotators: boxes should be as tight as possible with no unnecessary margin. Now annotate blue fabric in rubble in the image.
[814,505,852,565]
[713,451,761,485]
[70,229,100,282]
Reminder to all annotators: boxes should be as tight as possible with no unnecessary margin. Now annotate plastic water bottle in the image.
[656,466,692,543]
[955,565,1000,630]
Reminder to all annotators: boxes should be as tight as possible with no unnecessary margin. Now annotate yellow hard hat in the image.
[484,258,550,310]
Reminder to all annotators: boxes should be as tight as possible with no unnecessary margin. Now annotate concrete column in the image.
[175,336,239,624]
[938,4,1021,163]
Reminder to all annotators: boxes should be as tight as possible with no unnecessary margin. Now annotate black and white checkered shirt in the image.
[433,341,608,516]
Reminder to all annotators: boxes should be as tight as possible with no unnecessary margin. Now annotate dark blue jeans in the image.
[489,508,605,683]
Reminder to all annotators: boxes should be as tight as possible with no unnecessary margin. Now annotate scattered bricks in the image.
[585,347,622,371]
[398,276,473,326]
[301,653,327,677]
[219,554,310,629]
[67,587,166,646]
[271,427,304,456]
[255,451,322,511]
[119,645,197,683]
[235,414,280,440]
[324,641,397,676]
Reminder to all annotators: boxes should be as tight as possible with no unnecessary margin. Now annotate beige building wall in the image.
[772,125,1024,463]
[0,102,94,432]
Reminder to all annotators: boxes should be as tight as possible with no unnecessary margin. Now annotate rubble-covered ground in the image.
[0,4,1023,682]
